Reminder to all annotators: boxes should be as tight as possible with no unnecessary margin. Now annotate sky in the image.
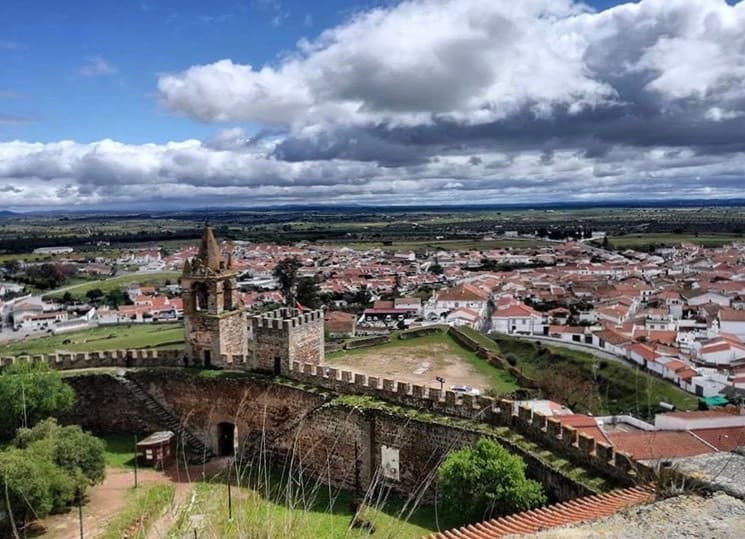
[1,0,745,210]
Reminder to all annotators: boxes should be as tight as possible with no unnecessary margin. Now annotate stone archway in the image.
[217,422,235,457]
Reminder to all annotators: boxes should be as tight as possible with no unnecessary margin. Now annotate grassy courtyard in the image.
[327,328,518,395]
[0,322,184,356]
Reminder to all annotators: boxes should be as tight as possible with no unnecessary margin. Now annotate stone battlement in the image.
[0,348,184,371]
[250,307,324,330]
[287,360,654,486]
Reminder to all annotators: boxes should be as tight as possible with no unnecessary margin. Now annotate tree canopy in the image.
[438,438,546,526]
[273,256,302,305]
[1,419,105,532]
[0,362,75,440]
[296,276,321,309]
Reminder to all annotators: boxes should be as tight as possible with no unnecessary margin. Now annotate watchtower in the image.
[181,224,247,367]
[250,307,324,375]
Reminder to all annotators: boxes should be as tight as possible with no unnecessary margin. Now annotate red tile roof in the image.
[427,485,654,539]
[691,427,745,451]
[605,431,713,461]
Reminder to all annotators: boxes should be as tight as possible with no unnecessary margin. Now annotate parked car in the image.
[450,385,481,396]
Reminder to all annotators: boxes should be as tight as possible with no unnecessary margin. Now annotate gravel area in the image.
[522,493,745,538]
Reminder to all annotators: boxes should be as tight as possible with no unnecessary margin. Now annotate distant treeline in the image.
[0,229,203,254]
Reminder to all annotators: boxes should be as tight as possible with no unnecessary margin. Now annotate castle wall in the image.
[63,370,609,503]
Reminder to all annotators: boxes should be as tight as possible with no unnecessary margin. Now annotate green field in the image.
[605,233,744,250]
[45,271,181,301]
[491,335,698,418]
[0,322,184,356]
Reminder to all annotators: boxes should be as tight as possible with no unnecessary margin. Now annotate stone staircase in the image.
[115,373,215,463]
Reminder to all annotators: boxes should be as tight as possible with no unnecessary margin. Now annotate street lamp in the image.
[435,376,445,392]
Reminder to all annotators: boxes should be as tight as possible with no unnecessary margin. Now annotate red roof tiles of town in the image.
[604,431,712,460]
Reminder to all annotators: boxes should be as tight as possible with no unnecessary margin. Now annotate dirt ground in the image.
[31,458,230,539]
[327,341,490,392]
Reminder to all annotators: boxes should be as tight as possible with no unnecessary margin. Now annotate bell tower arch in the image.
[182,224,247,367]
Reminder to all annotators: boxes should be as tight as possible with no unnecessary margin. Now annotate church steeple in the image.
[197,223,223,272]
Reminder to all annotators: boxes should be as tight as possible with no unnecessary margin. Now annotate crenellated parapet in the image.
[287,360,655,486]
[0,348,185,371]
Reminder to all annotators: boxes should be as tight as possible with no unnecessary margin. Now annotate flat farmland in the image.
[332,238,549,253]
[606,233,744,250]
[326,330,517,395]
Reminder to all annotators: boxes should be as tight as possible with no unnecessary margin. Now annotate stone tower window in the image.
[193,282,208,312]
[224,279,234,311]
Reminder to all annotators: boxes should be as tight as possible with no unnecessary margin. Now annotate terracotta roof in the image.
[427,485,654,539]
[438,283,490,302]
[720,308,745,322]
[492,304,540,318]
[691,427,745,451]
[605,431,713,461]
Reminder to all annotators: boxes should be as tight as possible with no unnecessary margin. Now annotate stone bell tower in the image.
[181,224,247,367]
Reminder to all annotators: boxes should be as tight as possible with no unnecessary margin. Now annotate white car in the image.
[449,385,481,396]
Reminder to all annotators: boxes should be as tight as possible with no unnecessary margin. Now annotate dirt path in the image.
[33,458,231,539]
[328,342,491,391]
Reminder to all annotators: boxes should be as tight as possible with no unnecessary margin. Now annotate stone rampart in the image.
[287,360,652,486]
[0,348,184,371]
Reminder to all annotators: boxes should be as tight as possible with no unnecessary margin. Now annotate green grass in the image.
[168,469,455,538]
[102,433,138,468]
[45,271,181,300]
[604,233,744,250]
[327,328,518,395]
[101,483,175,539]
[0,322,184,356]
[491,334,698,418]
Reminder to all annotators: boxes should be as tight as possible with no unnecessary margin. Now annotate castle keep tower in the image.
[182,225,247,367]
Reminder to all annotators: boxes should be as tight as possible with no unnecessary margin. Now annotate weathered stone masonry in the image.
[65,370,604,502]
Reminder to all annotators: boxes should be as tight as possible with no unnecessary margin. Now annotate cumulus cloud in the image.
[4,0,745,208]
[2,136,745,209]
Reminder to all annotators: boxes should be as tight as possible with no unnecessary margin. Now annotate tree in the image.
[85,288,104,302]
[438,438,546,526]
[1,259,20,275]
[430,262,444,275]
[14,418,106,487]
[0,362,75,440]
[0,420,106,534]
[273,257,302,305]
[104,288,129,309]
[296,277,321,309]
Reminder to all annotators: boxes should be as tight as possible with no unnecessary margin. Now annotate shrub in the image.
[438,438,546,526]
